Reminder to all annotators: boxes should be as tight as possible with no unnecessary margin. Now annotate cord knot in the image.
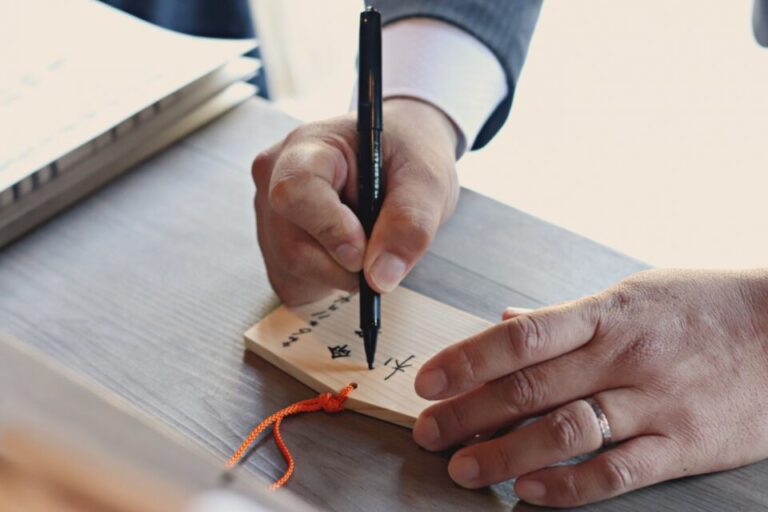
[318,382,357,413]
[319,393,346,413]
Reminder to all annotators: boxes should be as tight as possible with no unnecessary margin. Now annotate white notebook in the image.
[0,0,259,245]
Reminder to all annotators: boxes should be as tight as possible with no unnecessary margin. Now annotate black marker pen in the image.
[357,7,383,370]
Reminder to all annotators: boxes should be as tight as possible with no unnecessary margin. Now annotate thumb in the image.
[363,164,456,293]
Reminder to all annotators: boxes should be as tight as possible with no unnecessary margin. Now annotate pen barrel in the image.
[357,9,382,133]
[357,8,382,336]
[357,8,383,238]
[358,107,381,332]
[357,129,382,237]
[359,274,381,329]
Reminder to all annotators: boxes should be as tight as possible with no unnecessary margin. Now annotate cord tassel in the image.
[226,383,357,490]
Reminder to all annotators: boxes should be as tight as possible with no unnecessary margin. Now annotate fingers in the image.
[269,221,358,303]
[515,435,682,507]
[253,104,459,304]
[415,298,601,400]
[255,180,357,306]
[268,140,366,272]
[252,123,362,305]
[442,388,652,490]
[413,352,606,450]
[363,162,456,293]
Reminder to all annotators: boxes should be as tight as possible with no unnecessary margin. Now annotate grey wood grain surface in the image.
[1,98,766,511]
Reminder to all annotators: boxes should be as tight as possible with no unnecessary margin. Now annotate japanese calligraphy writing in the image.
[383,355,415,381]
[282,294,354,348]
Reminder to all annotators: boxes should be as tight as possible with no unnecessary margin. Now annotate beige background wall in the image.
[254,1,768,269]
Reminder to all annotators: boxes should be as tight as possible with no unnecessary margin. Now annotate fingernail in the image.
[413,415,441,448]
[503,306,532,319]
[335,243,362,271]
[516,479,546,502]
[370,253,407,292]
[415,368,447,398]
[449,455,479,486]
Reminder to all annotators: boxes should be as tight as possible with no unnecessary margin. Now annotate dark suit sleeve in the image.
[755,0,768,46]
[369,0,542,150]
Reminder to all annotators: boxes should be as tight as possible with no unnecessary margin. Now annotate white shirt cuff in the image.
[381,18,508,156]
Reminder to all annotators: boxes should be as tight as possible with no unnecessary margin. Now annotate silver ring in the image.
[585,397,614,448]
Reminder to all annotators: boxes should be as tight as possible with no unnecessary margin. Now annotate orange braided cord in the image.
[226,383,357,490]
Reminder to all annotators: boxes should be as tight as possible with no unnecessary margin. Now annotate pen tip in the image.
[368,362,374,370]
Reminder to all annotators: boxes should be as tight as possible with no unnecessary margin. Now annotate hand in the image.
[252,98,459,305]
[412,269,768,507]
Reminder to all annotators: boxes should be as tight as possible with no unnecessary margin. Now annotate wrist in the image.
[383,97,460,161]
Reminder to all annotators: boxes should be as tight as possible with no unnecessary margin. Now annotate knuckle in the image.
[604,286,635,316]
[676,409,708,447]
[251,150,272,186]
[400,161,449,192]
[268,173,306,215]
[619,334,665,367]
[387,204,436,255]
[487,445,518,478]
[507,315,546,360]
[314,218,346,244]
[421,165,452,203]
[559,471,584,505]
[453,343,480,386]
[582,294,603,325]
[499,368,543,413]
[601,454,636,493]
[442,399,474,435]
[547,408,584,453]
[284,124,308,145]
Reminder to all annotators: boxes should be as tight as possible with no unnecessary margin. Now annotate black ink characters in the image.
[328,344,351,359]
[383,355,415,380]
[281,294,353,348]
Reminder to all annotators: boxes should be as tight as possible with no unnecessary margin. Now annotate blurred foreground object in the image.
[0,429,188,512]
[0,332,315,512]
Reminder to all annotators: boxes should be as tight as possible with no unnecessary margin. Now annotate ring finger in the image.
[446,388,652,489]
[414,351,604,451]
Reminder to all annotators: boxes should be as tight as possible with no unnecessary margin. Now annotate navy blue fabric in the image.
[100,0,269,98]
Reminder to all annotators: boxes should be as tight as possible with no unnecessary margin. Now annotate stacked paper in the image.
[0,0,260,246]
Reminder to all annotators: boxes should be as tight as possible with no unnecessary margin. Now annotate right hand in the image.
[252,98,459,306]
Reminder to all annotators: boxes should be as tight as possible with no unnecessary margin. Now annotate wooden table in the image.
[1,99,766,511]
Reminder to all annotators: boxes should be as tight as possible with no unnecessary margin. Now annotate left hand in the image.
[412,269,768,507]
